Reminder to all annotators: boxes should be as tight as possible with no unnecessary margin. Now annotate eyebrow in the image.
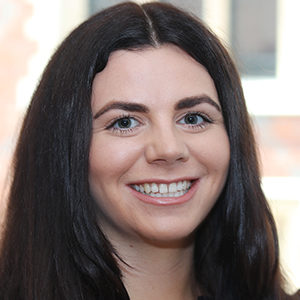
[93,95,221,119]
[175,96,221,112]
[93,102,149,119]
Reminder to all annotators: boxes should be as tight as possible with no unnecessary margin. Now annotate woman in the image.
[0,2,299,299]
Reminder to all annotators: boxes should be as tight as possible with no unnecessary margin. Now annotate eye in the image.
[182,114,203,125]
[106,116,141,134]
[114,117,138,129]
[178,112,211,127]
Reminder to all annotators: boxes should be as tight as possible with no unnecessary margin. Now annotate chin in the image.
[134,222,198,247]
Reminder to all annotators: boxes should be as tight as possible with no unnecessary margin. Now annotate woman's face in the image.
[89,45,230,245]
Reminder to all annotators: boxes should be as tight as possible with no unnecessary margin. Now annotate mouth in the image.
[130,180,194,198]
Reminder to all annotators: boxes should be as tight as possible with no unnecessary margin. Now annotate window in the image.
[230,0,277,77]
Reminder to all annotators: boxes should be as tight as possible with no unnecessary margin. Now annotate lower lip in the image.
[129,180,199,206]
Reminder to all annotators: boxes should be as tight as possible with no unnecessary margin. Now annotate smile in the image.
[131,180,192,198]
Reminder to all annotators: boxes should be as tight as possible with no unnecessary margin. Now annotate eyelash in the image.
[105,114,141,135]
[177,111,213,129]
[105,111,213,135]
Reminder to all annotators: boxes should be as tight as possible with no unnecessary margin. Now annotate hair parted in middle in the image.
[0,2,281,299]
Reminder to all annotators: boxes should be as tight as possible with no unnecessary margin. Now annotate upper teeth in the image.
[132,180,192,197]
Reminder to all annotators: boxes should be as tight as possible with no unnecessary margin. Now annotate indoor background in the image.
[0,0,299,292]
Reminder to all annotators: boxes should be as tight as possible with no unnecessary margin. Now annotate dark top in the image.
[198,292,300,299]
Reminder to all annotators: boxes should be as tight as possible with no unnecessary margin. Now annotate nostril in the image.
[144,142,189,164]
[143,127,189,164]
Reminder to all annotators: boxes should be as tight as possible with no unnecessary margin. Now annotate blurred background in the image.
[0,0,299,292]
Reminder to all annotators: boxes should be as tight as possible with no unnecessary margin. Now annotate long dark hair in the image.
[0,2,298,299]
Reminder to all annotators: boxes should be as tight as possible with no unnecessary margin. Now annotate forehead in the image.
[91,44,219,108]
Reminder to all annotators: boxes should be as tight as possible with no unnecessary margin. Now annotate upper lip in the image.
[128,177,199,185]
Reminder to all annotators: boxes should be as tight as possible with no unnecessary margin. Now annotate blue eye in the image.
[111,116,139,130]
[178,113,205,125]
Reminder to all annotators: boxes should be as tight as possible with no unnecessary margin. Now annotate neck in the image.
[111,235,198,300]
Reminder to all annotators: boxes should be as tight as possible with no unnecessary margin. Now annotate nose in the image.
[144,126,189,165]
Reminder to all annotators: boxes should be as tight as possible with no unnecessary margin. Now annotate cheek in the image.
[88,136,145,234]
[89,135,144,183]
[190,128,230,172]
[210,135,230,173]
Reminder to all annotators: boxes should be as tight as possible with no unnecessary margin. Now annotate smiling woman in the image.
[0,2,299,300]
[89,46,230,247]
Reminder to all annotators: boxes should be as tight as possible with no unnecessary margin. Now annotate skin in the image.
[89,44,230,299]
